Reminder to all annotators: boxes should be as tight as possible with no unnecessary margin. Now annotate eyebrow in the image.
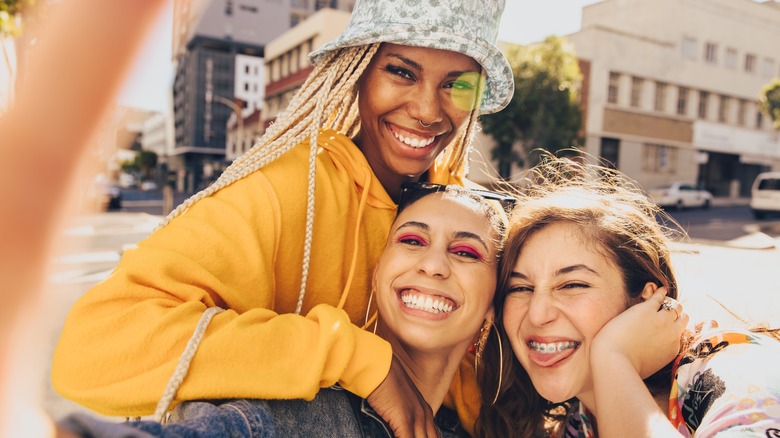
[395,221,490,253]
[385,52,479,78]
[511,264,599,280]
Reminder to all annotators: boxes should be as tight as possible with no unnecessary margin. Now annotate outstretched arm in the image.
[0,1,165,435]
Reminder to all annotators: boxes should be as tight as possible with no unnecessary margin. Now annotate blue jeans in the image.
[59,386,468,437]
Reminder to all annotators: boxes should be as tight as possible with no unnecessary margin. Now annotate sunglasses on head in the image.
[398,182,517,214]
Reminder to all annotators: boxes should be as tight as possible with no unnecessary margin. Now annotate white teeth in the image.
[401,291,454,314]
[393,130,435,148]
[528,340,580,353]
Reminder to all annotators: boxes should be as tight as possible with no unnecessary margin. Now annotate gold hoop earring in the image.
[475,319,491,370]
[474,320,503,406]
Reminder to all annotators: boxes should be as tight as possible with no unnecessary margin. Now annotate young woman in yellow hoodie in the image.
[52,0,514,435]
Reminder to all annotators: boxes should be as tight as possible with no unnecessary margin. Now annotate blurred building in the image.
[262,8,351,134]
[568,0,780,196]
[225,6,352,160]
[170,0,354,193]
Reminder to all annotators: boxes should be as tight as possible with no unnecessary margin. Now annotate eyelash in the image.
[507,285,533,294]
[449,80,475,91]
[396,234,482,260]
[450,245,482,261]
[384,64,415,81]
[384,64,476,91]
[562,282,590,290]
[397,233,426,246]
[507,282,590,294]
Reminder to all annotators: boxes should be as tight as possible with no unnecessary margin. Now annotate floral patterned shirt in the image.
[562,324,780,437]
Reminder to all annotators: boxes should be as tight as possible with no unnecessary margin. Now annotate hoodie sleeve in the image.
[51,167,393,417]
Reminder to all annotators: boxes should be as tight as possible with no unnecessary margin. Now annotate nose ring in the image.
[418,119,434,128]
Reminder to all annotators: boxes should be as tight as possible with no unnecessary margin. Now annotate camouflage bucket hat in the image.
[308,0,513,114]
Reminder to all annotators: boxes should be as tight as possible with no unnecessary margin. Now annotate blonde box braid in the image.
[155,43,482,314]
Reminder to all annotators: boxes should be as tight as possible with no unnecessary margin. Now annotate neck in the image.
[377,326,469,413]
[351,132,423,203]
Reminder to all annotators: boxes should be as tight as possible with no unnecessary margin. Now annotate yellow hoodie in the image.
[52,130,481,430]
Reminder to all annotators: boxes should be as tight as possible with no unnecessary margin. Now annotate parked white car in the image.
[647,182,713,210]
[749,172,780,219]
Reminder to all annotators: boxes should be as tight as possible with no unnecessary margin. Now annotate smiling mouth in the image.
[391,129,436,148]
[528,340,580,353]
[400,289,456,314]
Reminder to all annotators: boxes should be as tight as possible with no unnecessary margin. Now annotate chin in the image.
[529,376,578,404]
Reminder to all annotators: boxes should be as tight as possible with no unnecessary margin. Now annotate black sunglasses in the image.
[398,182,517,214]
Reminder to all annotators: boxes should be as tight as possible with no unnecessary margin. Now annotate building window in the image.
[737,99,746,126]
[761,58,775,77]
[654,82,667,112]
[600,137,620,169]
[677,87,688,116]
[630,76,643,108]
[643,144,677,175]
[682,37,697,59]
[725,48,737,69]
[225,0,233,15]
[757,111,763,129]
[607,72,620,104]
[291,46,300,73]
[704,42,718,64]
[698,91,709,119]
[239,4,258,13]
[745,54,756,73]
[717,95,729,123]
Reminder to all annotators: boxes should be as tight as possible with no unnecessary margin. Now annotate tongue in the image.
[528,346,577,367]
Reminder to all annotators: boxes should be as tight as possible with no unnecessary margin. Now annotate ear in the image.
[640,282,658,301]
[371,266,378,293]
[484,307,495,324]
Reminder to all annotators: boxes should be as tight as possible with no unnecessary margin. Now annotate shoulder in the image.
[213,130,362,208]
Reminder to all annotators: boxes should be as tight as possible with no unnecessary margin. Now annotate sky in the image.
[117,0,603,113]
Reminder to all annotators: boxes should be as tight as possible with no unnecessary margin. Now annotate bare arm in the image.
[590,289,687,438]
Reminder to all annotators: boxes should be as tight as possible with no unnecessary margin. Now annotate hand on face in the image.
[590,287,689,380]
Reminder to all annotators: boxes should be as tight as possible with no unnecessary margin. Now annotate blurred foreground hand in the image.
[0,1,165,436]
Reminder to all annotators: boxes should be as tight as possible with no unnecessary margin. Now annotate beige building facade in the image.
[262,8,351,132]
[570,0,780,196]
[471,0,780,195]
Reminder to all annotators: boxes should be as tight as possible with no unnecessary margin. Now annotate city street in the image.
[38,201,780,423]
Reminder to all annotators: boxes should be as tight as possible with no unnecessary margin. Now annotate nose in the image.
[416,247,450,279]
[526,292,557,327]
[408,82,443,126]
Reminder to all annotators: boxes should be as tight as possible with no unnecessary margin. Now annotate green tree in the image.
[120,150,158,181]
[0,0,35,37]
[135,149,158,180]
[481,36,583,178]
[758,78,780,131]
